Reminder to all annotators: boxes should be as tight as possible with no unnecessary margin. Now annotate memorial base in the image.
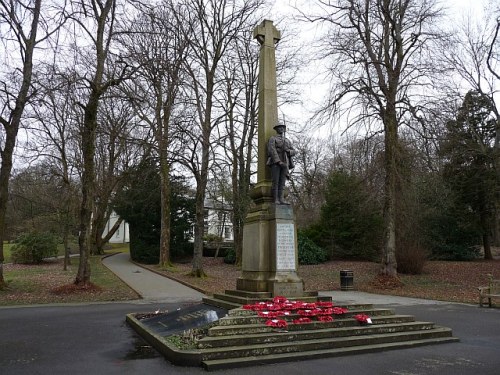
[236,202,304,297]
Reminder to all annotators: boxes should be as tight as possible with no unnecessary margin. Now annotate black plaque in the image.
[136,303,227,336]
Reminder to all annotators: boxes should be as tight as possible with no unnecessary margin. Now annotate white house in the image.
[104,211,130,243]
[103,199,233,245]
[203,198,234,242]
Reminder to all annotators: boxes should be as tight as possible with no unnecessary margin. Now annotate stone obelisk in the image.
[236,20,303,297]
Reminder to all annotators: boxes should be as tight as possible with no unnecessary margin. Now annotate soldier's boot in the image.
[272,188,280,204]
[278,189,290,205]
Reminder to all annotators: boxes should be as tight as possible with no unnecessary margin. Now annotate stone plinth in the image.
[237,204,303,297]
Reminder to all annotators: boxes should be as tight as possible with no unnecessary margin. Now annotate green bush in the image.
[318,171,383,261]
[113,159,195,264]
[11,231,58,264]
[129,227,160,264]
[298,232,328,265]
[419,176,481,261]
[223,247,236,264]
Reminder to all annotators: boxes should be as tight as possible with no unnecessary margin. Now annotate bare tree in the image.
[119,0,190,267]
[68,0,130,285]
[27,68,81,269]
[485,6,500,247]
[486,2,499,81]
[0,0,66,287]
[174,0,264,277]
[442,5,500,254]
[307,0,445,276]
[289,136,332,227]
[441,10,499,254]
[218,28,259,266]
[90,95,137,255]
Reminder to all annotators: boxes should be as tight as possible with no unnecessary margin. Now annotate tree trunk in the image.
[0,123,18,288]
[0,0,41,288]
[159,160,172,268]
[380,106,398,277]
[98,216,124,254]
[91,213,106,255]
[75,94,99,285]
[492,207,500,247]
[481,211,494,260]
[63,214,71,270]
[483,233,493,260]
[191,181,207,277]
[190,73,213,277]
[74,0,115,285]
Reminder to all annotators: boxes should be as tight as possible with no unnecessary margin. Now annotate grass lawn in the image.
[1,250,138,306]
[2,241,129,263]
[2,242,13,263]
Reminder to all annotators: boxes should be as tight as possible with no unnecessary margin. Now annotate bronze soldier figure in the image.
[267,123,295,204]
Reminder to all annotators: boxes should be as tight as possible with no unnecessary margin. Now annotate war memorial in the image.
[126,20,458,371]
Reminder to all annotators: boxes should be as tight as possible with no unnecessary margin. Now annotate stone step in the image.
[223,290,272,299]
[202,296,241,310]
[212,292,327,306]
[207,314,416,336]
[216,307,395,327]
[197,321,436,348]
[200,327,455,361]
[201,336,460,371]
[223,289,319,299]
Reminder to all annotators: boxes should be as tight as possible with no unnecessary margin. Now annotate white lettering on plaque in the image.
[276,223,296,270]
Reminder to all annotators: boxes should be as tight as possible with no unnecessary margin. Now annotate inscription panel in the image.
[273,282,303,297]
[138,304,227,336]
[276,223,296,270]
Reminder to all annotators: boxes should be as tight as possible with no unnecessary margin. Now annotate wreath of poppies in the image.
[242,296,369,329]
[353,314,373,324]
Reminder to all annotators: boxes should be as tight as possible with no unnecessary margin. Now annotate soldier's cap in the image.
[273,123,286,130]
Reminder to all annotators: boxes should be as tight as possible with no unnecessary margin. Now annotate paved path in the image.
[102,252,451,307]
[321,290,450,306]
[102,252,204,303]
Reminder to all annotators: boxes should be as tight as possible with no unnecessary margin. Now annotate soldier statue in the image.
[267,123,295,205]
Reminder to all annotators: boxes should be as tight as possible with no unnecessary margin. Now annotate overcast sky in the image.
[264,0,493,138]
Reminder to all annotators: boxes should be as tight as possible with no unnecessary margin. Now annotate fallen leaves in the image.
[1,257,139,306]
[149,257,500,305]
[50,283,103,295]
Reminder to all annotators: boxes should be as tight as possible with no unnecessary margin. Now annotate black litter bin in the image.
[340,270,354,291]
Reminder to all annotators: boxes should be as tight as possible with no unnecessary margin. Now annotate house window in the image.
[224,227,232,240]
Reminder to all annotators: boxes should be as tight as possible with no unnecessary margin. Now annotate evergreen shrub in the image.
[298,232,328,265]
[11,231,58,264]
[223,247,236,264]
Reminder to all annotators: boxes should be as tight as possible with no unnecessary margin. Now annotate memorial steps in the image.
[198,303,458,370]
[127,294,458,371]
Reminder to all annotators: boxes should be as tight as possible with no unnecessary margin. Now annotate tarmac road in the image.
[0,253,499,375]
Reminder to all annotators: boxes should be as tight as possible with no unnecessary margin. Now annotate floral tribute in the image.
[353,314,373,325]
[242,296,352,328]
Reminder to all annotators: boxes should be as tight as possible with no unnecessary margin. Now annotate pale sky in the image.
[266,0,493,138]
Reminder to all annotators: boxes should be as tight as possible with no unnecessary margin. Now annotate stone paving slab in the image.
[102,252,204,303]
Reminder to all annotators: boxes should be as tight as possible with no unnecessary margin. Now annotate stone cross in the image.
[237,20,303,297]
[253,20,281,186]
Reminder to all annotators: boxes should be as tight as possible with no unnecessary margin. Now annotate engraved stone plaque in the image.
[273,282,303,297]
[276,223,296,270]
